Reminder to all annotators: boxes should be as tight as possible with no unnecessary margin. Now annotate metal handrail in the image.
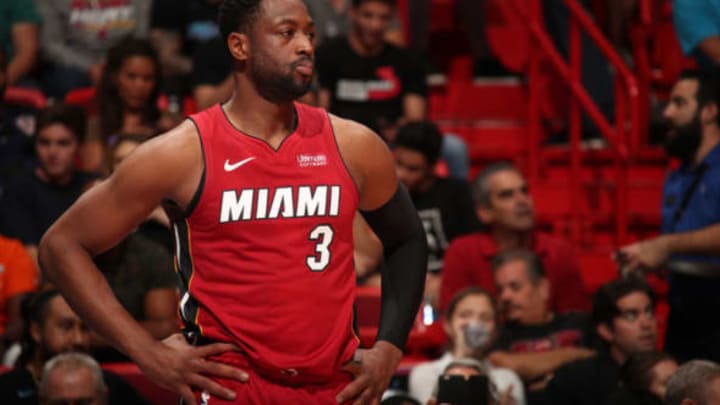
[513,0,643,244]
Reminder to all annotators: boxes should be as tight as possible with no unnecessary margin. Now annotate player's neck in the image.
[222,91,297,146]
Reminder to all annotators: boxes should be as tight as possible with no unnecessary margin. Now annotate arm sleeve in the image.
[34,0,95,69]
[360,183,427,351]
[672,0,720,54]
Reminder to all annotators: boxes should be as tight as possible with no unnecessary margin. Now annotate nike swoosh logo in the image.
[224,156,256,171]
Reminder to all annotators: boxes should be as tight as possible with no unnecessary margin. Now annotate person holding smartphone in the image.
[409,287,525,405]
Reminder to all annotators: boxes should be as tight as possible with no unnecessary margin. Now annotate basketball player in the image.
[38,0,427,404]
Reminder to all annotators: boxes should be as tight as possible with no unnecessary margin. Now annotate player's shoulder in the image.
[328,114,388,165]
[327,113,386,153]
[111,119,202,186]
[134,119,199,158]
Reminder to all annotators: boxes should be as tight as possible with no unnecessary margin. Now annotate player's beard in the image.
[249,54,312,102]
[664,113,702,162]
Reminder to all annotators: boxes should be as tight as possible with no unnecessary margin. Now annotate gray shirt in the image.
[34,0,151,70]
[303,0,350,47]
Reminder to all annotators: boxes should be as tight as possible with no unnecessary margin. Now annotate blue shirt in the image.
[662,143,720,263]
[673,0,720,55]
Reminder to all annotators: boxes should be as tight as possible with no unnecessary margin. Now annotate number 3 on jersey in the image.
[307,225,334,271]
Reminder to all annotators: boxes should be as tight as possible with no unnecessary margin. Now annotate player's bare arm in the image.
[331,115,428,404]
[39,121,247,404]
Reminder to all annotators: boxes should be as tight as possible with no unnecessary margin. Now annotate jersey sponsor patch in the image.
[297,153,327,168]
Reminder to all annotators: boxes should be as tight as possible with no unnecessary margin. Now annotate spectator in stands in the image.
[439,161,589,312]
[35,0,152,99]
[0,0,40,86]
[38,352,108,405]
[607,351,678,405]
[0,234,38,356]
[406,0,512,80]
[315,0,426,143]
[83,38,167,173]
[409,287,525,405]
[619,70,720,363]
[151,0,233,109]
[665,360,720,405]
[672,0,720,67]
[0,103,95,266]
[304,0,403,48]
[390,122,480,306]
[486,250,595,399]
[427,358,517,405]
[315,0,472,177]
[546,0,615,134]
[0,290,147,404]
[542,276,659,405]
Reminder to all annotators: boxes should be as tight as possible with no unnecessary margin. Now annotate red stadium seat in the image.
[64,87,97,113]
[4,87,47,110]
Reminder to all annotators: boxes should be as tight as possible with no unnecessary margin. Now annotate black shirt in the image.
[0,170,95,245]
[493,312,594,353]
[411,177,481,272]
[541,351,621,405]
[316,37,427,134]
[0,366,149,405]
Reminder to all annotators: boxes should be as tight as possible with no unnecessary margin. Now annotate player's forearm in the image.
[377,227,427,350]
[39,231,158,359]
[362,185,428,351]
[662,223,720,256]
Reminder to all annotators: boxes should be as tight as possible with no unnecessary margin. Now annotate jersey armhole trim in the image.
[326,112,361,198]
[184,117,207,217]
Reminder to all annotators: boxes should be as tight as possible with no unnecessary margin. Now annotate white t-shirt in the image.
[408,352,526,405]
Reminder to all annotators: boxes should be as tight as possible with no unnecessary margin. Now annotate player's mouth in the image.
[293,59,314,76]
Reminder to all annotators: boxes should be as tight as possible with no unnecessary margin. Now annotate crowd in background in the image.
[2,0,720,404]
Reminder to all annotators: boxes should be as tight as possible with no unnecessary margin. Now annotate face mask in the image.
[664,113,703,162]
[463,321,492,350]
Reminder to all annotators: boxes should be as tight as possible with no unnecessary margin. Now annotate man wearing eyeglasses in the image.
[541,276,659,405]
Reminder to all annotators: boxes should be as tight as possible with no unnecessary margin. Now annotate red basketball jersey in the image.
[175,103,359,384]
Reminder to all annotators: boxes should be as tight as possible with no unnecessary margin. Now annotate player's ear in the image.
[227,32,250,62]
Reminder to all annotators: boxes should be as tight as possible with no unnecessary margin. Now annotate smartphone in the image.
[436,374,489,405]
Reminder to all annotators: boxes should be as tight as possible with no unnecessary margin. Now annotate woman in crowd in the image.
[83,38,181,173]
[409,287,526,405]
